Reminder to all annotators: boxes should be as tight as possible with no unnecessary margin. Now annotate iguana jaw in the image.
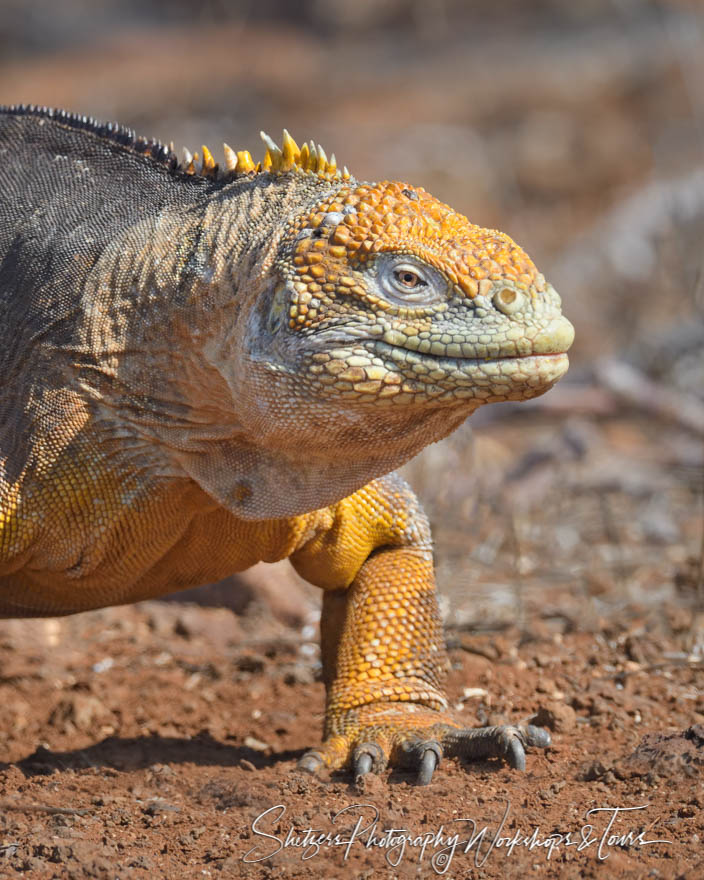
[292,344,571,409]
[359,308,574,405]
[263,280,574,408]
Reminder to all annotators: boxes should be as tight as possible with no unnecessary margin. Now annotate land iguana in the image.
[0,105,574,784]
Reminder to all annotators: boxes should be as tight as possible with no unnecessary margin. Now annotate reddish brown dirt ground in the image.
[0,591,701,879]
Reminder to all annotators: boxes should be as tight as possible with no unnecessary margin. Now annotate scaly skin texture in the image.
[0,106,573,783]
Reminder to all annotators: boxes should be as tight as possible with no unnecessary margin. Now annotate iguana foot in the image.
[297,703,551,785]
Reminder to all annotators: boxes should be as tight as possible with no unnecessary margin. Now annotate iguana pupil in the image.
[396,270,422,288]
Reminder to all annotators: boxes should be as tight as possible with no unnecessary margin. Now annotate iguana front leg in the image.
[290,474,550,785]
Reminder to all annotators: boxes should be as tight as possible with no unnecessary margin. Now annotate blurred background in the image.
[1,0,702,641]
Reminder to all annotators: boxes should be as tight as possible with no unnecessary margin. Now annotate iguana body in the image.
[0,106,573,782]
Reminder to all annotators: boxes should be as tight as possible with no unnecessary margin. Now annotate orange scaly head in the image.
[287,179,539,309]
[254,142,574,411]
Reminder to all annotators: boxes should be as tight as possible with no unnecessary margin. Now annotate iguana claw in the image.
[296,708,551,785]
[417,748,439,786]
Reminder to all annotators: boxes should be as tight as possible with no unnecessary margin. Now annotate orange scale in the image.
[458,278,478,297]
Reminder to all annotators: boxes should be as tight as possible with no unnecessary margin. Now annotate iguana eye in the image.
[377,256,446,306]
[393,268,425,290]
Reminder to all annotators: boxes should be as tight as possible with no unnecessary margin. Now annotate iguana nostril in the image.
[493,287,524,315]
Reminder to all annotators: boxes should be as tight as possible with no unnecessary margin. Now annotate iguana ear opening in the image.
[267,282,289,335]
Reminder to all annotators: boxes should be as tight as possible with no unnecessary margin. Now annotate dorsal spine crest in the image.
[0,104,353,184]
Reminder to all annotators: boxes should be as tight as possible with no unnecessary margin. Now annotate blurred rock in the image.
[531,701,577,733]
[49,693,112,733]
[615,725,704,778]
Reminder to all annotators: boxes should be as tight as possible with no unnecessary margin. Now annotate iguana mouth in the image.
[370,340,572,367]
[374,343,571,361]
[370,315,575,363]
[344,341,572,402]
[311,318,574,364]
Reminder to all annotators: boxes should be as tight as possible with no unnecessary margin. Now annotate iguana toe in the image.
[296,705,550,785]
[442,723,552,771]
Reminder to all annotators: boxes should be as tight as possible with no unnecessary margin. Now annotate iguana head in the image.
[180,129,572,422]
[270,172,573,411]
